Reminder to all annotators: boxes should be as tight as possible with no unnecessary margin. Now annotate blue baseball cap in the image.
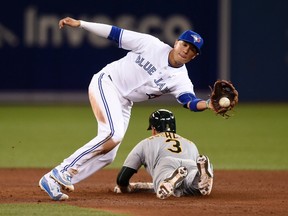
[178,30,204,54]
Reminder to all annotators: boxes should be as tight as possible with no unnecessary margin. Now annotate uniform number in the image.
[166,139,182,153]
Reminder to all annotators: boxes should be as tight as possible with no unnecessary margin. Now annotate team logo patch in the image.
[191,34,201,43]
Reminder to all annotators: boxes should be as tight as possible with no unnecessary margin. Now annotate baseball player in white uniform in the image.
[114,109,213,199]
[39,17,213,200]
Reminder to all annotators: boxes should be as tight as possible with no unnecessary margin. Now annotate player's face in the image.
[170,40,198,66]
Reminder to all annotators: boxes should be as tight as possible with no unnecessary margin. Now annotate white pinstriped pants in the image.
[56,71,132,184]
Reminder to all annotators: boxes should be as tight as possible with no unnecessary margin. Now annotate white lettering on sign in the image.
[12,6,193,48]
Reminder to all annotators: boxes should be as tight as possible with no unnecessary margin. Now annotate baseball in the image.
[219,97,230,107]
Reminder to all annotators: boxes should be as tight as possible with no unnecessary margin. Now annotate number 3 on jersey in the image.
[166,138,182,153]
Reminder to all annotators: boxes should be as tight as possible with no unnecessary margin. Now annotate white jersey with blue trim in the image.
[105,30,195,102]
[80,21,196,102]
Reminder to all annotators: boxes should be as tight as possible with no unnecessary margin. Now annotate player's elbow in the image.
[116,166,137,187]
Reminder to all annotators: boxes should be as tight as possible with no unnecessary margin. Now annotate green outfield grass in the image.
[0,203,128,216]
[0,103,288,170]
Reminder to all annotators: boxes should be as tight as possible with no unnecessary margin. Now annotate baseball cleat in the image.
[157,166,188,199]
[50,168,74,192]
[196,155,213,195]
[39,175,69,201]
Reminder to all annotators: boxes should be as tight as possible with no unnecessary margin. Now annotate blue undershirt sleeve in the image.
[177,93,203,112]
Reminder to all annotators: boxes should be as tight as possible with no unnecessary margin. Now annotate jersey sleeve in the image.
[80,20,159,53]
[170,70,196,98]
[119,29,160,52]
[123,140,146,170]
[80,21,112,38]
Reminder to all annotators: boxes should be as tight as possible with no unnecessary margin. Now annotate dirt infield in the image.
[0,168,288,216]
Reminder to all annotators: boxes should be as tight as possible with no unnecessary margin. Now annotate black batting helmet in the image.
[147,109,176,133]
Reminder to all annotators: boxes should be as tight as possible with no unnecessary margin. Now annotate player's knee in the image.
[111,131,124,145]
[96,121,125,154]
[100,132,123,154]
[103,127,124,146]
[101,123,125,145]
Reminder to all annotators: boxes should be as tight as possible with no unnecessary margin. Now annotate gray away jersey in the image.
[123,132,199,178]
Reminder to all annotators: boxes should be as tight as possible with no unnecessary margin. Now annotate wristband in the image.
[206,99,210,109]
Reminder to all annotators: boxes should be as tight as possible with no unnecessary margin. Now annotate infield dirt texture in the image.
[1,168,288,216]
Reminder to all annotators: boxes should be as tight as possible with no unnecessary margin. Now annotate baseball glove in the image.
[209,80,238,118]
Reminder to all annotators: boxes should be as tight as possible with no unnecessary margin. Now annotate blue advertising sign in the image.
[0,0,218,91]
[230,0,288,101]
